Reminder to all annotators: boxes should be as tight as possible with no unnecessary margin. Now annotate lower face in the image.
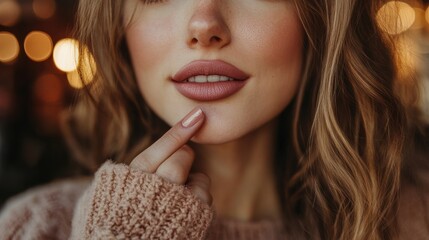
[124,0,304,144]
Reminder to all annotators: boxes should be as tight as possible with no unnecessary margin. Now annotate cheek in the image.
[126,23,173,73]
[125,19,178,112]
[250,25,303,140]
[244,13,304,111]
[244,14,303,68]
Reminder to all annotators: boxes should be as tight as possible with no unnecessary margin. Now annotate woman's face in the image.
[124,0,303,144]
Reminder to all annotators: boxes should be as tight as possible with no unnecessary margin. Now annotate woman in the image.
[0,0,426,239]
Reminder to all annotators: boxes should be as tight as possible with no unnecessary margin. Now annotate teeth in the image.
[220,76,229,81]
[208,75,220,82]
[195,75,207,83]
[186,75,234,83]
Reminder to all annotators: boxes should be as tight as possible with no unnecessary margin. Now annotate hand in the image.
[130,108,212,205]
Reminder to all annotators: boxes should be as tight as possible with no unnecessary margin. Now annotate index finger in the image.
[130,107,205,172]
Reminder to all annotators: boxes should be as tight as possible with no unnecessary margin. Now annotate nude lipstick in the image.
[172,60,249,101]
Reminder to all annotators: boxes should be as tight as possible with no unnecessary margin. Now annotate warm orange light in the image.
[66,56,96,89]
[425,6,429,24]
[0,32,19,63]
[377,1,415,35]
[24,31,53,62]
[33,0,56,19]
[53,38,79,72]
[54,38,96,88]
[395,36,417,82]
[0,0,21,27]
[34,74,63,103]
[66,70,85,89]
[411,8,425,29]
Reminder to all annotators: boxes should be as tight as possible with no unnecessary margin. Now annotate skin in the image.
[131,107,212,204]
[126,0,304,220]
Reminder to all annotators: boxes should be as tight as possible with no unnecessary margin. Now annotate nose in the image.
[187,0,231,49]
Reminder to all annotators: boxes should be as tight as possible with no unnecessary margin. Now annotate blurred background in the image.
[0,0,87,206]
[0,0,429,206]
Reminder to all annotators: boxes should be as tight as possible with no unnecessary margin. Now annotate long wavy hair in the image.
[66,0,420,239]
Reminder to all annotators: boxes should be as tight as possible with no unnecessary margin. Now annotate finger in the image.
[130,107,204,172]
[186,172,211,189]
[155,145,194,184]
[187,173,212,205]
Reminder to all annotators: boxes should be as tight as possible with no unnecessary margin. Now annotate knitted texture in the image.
[1,159,429,239]
[0,161,291,240]
[0,178,89,240]
[70,161,213,239]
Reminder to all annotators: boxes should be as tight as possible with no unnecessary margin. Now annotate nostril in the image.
[190,36,221,45]
[211,36,221,42]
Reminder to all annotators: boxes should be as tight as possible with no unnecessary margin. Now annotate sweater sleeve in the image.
[70,161,214,239]
[0,178,90,240]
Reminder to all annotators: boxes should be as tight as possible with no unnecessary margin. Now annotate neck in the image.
[191,119,282,222]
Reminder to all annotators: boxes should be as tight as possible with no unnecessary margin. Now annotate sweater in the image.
[0,161,428,239]
[0,161,287,239]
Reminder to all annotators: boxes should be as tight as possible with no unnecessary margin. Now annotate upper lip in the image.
[172,60,250,82]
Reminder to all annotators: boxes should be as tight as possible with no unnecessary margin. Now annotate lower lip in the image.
[173,81,246,101]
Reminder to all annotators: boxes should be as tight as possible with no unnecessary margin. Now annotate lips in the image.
[172,60,249,101]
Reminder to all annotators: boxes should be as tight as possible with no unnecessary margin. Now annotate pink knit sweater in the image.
[1,161,429,239]
[0,161,287,239]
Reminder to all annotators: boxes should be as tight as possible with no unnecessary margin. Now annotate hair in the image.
[66,0,421,239]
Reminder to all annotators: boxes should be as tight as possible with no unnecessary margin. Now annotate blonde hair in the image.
[287,0,414,239]
[67,0,418,239]
[65,0,157,171]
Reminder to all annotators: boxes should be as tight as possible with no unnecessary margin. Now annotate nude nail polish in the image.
[181,108,204,128]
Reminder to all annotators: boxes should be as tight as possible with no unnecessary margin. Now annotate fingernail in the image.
[181,108,204,128]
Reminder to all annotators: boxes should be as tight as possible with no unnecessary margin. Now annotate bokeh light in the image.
[66,53,96,89]
[53,38,96,88]
[377,1,416,35]
[395,36,417,81]
[54,38,79,72]
[0,0,21,27]
[33,0,56,19]
[0,32,20,63]
[53,38,79,72]
[24,31,53,62]
[66,70,85,89]
[411,8,425,29]
[425,6,429,24]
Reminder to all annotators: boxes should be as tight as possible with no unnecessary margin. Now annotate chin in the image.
[190,135,231,145]
[189,123,247,145]
[190,135,237,145]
